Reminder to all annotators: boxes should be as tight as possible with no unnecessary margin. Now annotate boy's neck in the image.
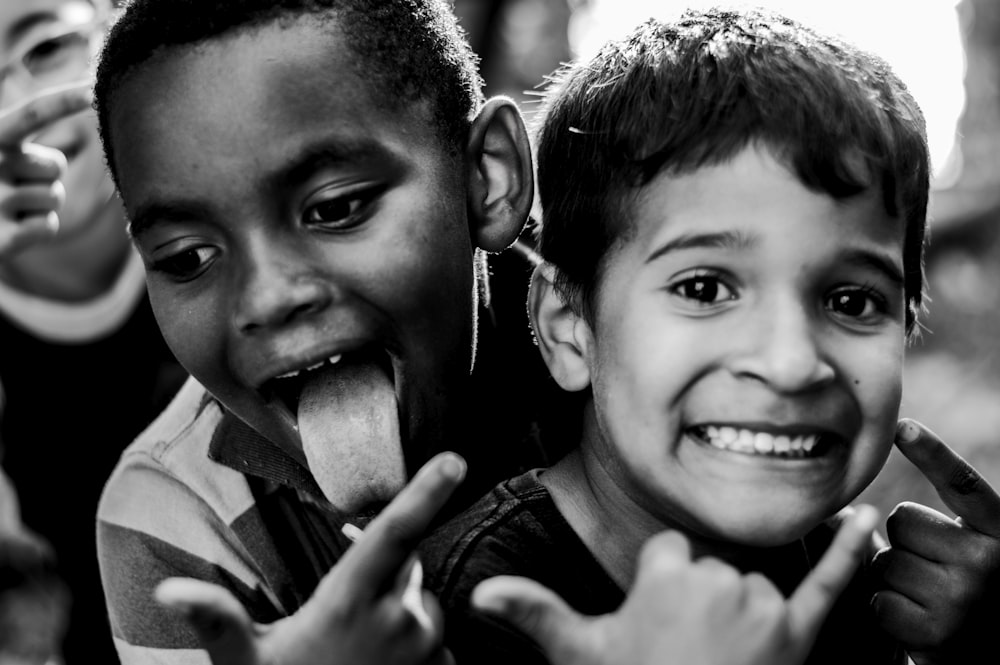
[0,196,132,302]
[541,409,813,591]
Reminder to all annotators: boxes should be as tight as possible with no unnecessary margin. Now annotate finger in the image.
[396,556,431,631]
[894,419,1000,536]
[0,82,94,148]
[154,577,259,665]
[0,213,59,257]
[634,528,692,578]
[323,452,466,602]
[423,646,456,665]
[884,501,960,561]
[1,183,64,219]
[472,575,588,658]
[872,588,940,648]
[788,504,879,642]
[875,548,946,607]
[0,144,67,183]
[0,466,21,531]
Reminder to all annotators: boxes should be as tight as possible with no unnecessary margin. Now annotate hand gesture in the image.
[472,505,880,665]
[0,81,93,258]
[872,418,1000,665]
[155,452,467,665]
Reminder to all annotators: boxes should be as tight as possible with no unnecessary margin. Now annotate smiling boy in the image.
[422,8,940,664]
[92,0,549,661]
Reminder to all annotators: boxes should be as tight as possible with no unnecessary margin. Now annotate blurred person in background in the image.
[0,0,187,661]
[0,465,69,665]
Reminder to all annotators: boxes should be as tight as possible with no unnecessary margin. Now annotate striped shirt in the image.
[98,376,353,664]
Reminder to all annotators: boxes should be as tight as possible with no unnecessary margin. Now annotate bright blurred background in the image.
[452,0,1000,522]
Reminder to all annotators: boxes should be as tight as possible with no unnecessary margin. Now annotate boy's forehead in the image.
[109,18,446,206]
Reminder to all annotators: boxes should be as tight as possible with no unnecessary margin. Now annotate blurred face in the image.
[108,19,480,504]
[0,0,110,237]
[580,145,906,547]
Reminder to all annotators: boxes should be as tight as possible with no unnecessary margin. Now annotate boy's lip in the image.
[255,343,395,411]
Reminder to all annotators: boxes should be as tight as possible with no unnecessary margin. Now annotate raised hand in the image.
[0,81,92,258]
[155,452,467,665]
[472,505,879,665]
[872,418,1000,665]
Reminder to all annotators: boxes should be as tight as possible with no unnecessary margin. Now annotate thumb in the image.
[155,577,262,665]
[472,575,592,660]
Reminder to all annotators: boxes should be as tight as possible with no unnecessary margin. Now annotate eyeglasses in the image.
[0,19,105,97]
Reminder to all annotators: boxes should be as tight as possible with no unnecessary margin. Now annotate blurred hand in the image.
[0,81,92,259]
[155,452,467,665]
[473,505,880,665]
[872,418,1000,665]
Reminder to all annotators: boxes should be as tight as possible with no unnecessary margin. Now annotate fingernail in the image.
[341,523,364,542]
[471,586,507,614]
[895,419,920,444]
[45,212,60,234]
[440,453,466,482]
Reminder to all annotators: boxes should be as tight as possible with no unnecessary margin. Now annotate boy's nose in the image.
[728,298,835,393]
[233,248,332,333]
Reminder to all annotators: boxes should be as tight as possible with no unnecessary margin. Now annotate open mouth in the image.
[261,346,393,416]
[687,425,834,459]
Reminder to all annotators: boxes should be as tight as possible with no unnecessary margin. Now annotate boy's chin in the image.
[700,512,825,549]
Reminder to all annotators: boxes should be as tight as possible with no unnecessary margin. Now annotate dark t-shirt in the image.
[422,469,907,665]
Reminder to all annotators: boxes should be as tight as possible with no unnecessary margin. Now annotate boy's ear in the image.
[466,96,534,252]
[528,264,592,392]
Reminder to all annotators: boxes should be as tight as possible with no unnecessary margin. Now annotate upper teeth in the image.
[695,425,820,458]
[275,354,343,380]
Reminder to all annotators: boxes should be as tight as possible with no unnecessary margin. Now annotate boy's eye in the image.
[151,245,219,281]
[302,191,371,230]
[668,271,736,306]
[825,286,886,322]
[22,32,89,77]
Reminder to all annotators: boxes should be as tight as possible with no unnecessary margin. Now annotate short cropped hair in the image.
[534,7,930,333]
[95,0,484,186]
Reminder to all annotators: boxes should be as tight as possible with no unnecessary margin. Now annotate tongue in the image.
[297,362,407,515]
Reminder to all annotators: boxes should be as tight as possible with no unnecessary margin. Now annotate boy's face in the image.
[108,19,480,499]
[0,0,110,237]
[581,145,906,546]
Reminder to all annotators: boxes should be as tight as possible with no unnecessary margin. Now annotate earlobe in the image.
[528,264,592,392]
[466,96,534,252]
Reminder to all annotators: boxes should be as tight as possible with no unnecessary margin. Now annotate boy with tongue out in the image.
[90,0,560,661]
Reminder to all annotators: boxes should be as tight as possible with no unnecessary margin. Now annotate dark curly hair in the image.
[533,7,930,335]
[95,0,484,186]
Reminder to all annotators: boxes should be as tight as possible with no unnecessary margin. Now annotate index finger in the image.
[787,505,879,643]
[0,81,94,148]
[894,418,1000,536]
[326,452,466,600]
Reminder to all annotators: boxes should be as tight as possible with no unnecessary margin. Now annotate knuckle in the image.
[948,465,984,496]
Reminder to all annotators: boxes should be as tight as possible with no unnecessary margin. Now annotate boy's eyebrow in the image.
[127,200,212,238]
[645,231,905,286]
[5,11,57,44]
[127,138,396,238]
[645,231,756,264]
[278,139,394,191]
[839,248,905,287]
